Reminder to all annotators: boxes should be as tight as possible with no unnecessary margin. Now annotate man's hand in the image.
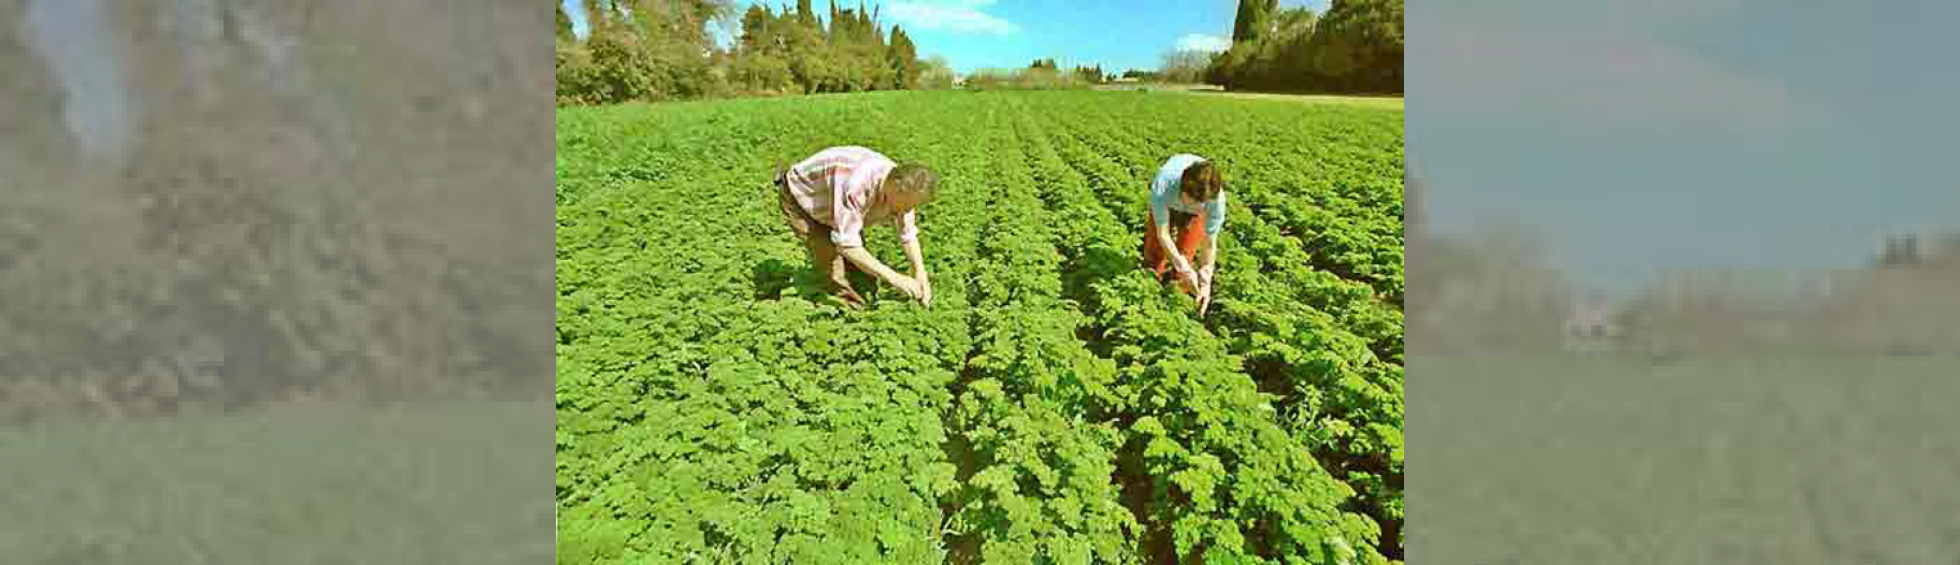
[890,275,925,302]
[903,237,931,307]
[841,246,929,306]
[894,271,931,307]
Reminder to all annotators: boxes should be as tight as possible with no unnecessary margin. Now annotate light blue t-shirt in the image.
[1149,154,1227,236]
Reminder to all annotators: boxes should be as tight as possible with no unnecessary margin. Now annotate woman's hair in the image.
[885,163,940,205]
[1180,159,1223,202]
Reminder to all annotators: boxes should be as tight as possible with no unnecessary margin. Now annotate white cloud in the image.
[1425,0,1744,28]
[1175,33,1230,53]
[1412,16,1809,137]
[885,0,1016,35]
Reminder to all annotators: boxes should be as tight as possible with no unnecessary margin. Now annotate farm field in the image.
[555,90,1404,564]
[1414,354,1960,564]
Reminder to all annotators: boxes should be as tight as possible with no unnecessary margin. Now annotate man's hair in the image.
[1180,159,1223,202]
[885,163,940,205]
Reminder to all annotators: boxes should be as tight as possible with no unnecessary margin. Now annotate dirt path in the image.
[1093,83,1403,108]
[1179,89,1404,109]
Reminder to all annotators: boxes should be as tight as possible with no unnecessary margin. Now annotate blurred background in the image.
[1407,0,1960,562]
[1408,167,1960,358]
[1405,0,1960,358]
[1,0,553,421]
[2,1,555,562]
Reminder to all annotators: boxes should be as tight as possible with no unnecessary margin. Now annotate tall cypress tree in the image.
[1232,0,1271,43]
[738,4,771,53]
[583,0,609,32]
[827,0,839,41]
[887,25,918,88]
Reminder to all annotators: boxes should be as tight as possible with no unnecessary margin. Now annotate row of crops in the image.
[556,90,1404,564]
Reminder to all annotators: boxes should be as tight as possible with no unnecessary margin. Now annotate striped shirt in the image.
[782,146,918,248]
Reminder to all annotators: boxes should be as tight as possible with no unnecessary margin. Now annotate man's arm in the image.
[902,237,926,276]
[839,246,923,300]
[902,236,931,305]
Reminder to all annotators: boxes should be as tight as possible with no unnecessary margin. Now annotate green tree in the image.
[1208,0,1398,93]
[826,0,840,41]
[560,0,937,103]
[887,26,920,89]
[1307,0,1402,92]
[918,55,955,89]
[1071,64,1106,83]
[1233,0,1278,42]
[583,0,610,31]
[1158,49,1210,83]
[617,0,735,45]
[738,4,774,54]
[797,0,816,28]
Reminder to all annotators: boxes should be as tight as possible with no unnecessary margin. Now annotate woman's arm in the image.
[1191,236,1207,315]
[1201,237,1218,275]
[1202,194,1226,276]
[1158,223,1202,291]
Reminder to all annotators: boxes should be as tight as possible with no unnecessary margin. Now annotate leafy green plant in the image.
[557,90,1404,564]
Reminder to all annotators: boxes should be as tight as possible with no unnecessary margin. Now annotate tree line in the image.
[1201,0,1403,94]
[1410,170,1960,356]
[959,58,1111,91]
[555,0,1404,104]
[556,0,954,105]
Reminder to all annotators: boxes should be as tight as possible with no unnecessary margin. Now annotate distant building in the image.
[1561,297,1622,354]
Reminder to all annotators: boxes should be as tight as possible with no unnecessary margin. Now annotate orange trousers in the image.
[1142,208,1208,284]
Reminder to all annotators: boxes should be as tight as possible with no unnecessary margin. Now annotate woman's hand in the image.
[1176,265,1203,295]
[1196,280,1213,316]
[1196,263,1216,315]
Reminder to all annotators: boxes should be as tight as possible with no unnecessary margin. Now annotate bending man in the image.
[775,146,939,308]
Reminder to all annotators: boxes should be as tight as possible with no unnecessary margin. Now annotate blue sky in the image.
[563,0,1327,74]
[20,0,130,158]
[1409,0,1960,295]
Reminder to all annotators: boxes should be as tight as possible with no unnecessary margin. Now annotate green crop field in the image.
[555,90,1404,564]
